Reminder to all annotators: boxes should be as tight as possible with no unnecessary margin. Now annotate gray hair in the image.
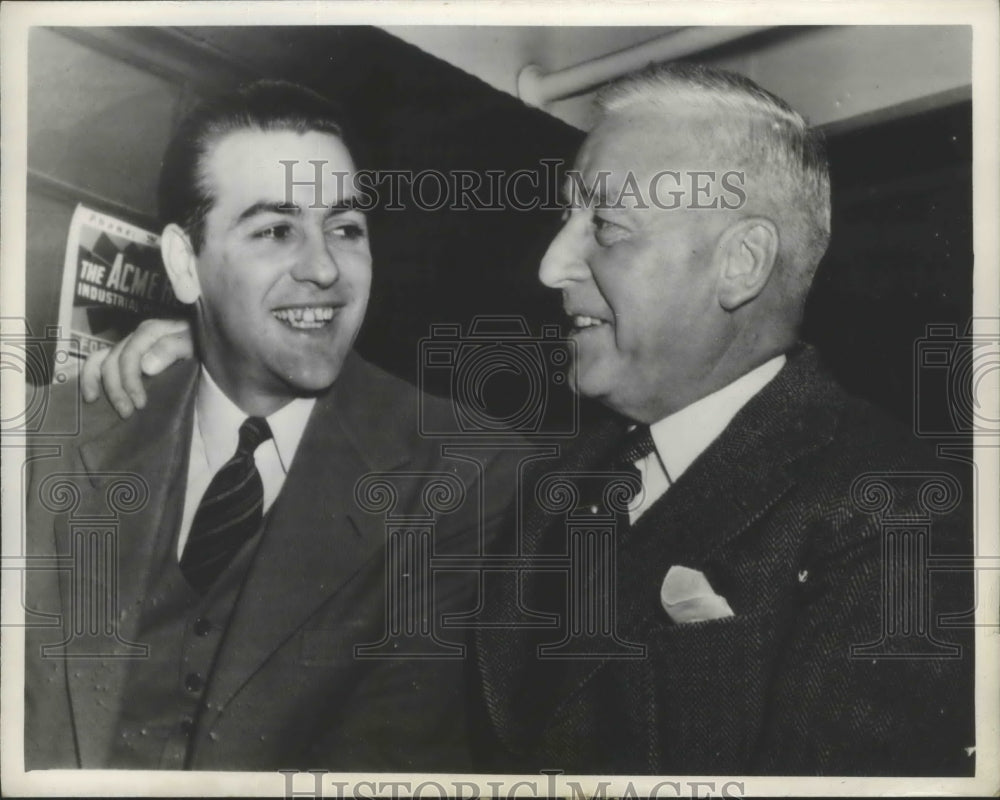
[596,62,831,289]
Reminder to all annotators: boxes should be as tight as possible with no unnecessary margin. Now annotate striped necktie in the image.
[180,416,272,594]
[614,424,657,504]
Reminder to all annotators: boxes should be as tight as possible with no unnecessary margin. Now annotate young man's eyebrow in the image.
[236,197,365,225]
[325,197,366,215]
[236,201,301,224]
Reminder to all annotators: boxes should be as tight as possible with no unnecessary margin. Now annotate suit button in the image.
[193,617,212,636]
[179,717,194,735]
[185,672,204,692]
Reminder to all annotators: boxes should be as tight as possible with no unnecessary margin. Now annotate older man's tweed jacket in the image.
[473,345,975,776]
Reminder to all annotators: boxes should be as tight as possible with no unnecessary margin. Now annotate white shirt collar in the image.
[195,367,316,472]
[648,355,786,483]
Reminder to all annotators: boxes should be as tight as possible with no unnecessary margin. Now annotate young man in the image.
[25,80,509,771]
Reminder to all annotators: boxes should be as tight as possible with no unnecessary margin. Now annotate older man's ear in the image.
[715,216,780,312]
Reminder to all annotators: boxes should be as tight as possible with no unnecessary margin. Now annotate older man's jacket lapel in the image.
[475,406,622,752]
[616,350,842,611]
[476,348,844,767]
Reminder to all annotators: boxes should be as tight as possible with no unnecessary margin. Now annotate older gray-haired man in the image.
[471,63,973,776]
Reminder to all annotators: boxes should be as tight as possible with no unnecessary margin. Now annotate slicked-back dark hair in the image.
[158,79,352,252]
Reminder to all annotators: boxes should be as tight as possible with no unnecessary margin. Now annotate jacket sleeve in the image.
[23,405,83,769]
[750,491,976,776]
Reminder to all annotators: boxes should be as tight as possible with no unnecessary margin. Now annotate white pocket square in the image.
[660,565,735,624]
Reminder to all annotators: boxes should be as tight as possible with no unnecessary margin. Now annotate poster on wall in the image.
[56,203,182,373]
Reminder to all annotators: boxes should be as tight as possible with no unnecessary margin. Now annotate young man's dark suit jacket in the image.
[25,352,513,771]
[473,345,974,776]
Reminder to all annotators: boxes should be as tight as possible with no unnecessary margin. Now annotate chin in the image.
[285,359,348,395]
[571,362,614,402]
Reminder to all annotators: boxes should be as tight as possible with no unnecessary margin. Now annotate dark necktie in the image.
[613,424,657,505]
[180,416,272,594]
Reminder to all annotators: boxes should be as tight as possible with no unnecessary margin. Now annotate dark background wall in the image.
[25,26,972,431]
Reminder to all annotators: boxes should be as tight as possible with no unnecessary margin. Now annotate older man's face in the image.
[539,110,736,422]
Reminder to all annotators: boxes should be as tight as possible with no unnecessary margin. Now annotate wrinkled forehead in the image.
[570,108,731,190]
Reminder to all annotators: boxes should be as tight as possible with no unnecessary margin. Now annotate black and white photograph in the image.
[2,1,997,796]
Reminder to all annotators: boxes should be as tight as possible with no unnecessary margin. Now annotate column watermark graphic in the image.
[532,471,645,659]
[849,471,965,659]
[14,472,151,659]
[351,462,645,661]
[352,471,468,659]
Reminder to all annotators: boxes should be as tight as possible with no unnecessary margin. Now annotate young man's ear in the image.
[715,216,780,311]
[161,223,201,304]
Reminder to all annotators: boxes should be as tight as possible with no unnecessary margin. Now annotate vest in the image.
[108,483,268,768]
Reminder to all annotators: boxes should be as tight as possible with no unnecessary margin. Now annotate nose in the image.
[292,229,341,287]
[538,214,591,289]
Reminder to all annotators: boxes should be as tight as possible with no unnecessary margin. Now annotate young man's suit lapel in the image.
[37,362,199,766]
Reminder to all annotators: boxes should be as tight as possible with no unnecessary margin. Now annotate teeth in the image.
[272,306,336,329]
[571,314,607,329]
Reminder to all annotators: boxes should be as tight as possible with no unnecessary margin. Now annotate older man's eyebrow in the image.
[561,176,615,209]
[560,180,580,207]
[559,182,571,206]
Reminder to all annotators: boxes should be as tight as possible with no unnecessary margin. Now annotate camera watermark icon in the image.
[911,317,1000,631]
[418,316,578,438]
[849,471,967,660]
[13,471,150,659]
[1,319,80,437]
[914,319,1000,439]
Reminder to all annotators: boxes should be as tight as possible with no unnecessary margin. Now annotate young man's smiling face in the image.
[182,127,371,415]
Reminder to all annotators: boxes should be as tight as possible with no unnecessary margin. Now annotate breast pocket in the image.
[648,607,781,774]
